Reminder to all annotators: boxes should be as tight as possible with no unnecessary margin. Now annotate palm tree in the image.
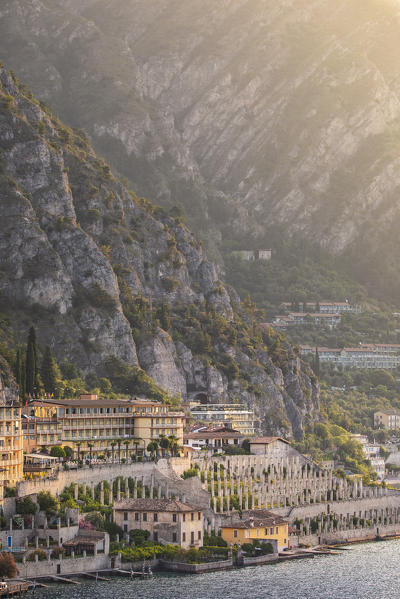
[111,442,116,463]
[133,439,140,461]
[87,442,94,466]
[123,440,130,461]
[117,439,122,463]
[159,435,170,457]
[147,440,159,460]
[168,435,179,457]
[75,441,81,463]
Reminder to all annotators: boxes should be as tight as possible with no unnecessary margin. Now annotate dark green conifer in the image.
[25,326,38,396]
[40,346,57,396]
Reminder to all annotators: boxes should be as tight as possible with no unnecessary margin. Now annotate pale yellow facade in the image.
[0,402,24,494]
[221,520,289,551]
[23,396,184,459]
[131,399,184,448]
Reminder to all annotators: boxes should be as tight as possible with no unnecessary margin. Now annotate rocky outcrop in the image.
[0,63,318,438]
[1,1,400,295]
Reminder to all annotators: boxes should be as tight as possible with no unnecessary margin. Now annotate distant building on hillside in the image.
[300,344,400,370]
[232,249,272,261]
[374,410,400,430]
[269,312,341,329]
[280,301,361,314]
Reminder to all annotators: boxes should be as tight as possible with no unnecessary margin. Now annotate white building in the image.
[300,344,400,370]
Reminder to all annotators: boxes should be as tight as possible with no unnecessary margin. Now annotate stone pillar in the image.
[100,481,105,505]
[117,478,121,501]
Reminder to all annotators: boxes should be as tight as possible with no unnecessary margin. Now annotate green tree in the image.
[147,440,159,458]
[40,346,58,395]
[37,491,59,516]
[25,326,39,397]
[16,496,37,516]
[14,348,25,400]
[50,446,66,459]
[157,303,171,331]
[64,446,73,459]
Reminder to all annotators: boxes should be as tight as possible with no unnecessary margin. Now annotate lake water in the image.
[36,540,400,599]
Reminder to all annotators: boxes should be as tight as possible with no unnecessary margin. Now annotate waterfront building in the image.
[188,402,257,435]
[113,498,203,549]
[183,426,244,452]
[0,394,23,496]
[221,509,289,551]
[374,410,400,429]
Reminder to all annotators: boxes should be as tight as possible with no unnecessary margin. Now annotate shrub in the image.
[37,491,59,516]
[27,549,47,562]
[16,496,37,516]
[0,553,18,577]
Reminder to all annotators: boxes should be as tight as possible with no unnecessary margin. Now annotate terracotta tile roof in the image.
[113,498,200,512]
[223,509,288,529]
[249,437,289,445]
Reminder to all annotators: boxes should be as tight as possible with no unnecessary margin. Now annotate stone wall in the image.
[159,559,233,573]
[20,554,110,578]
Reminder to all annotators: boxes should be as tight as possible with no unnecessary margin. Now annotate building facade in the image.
[301,345,400,370]
[221,509,289,551]
[189,403,257,436]
[184,427,245,452]
[113,498,203,549]
[374,410,400,429]
[23,395,184,459]
[0,396,23,496]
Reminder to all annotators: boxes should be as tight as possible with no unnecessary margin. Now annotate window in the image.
[154,532,158,542]
[191,531,194,544]
[135,513,139,521]
[198,531,201,540]
[265,528,268,535]
[183,514,186,522]
[198,512,201,520]
[191,513,194,521]
[123,524,128,533]
[173,514,177,522]
[276,527,278,534]
[154,513,158,522]
[143,513,147,522]
[182,533,186,542]
[172,533,177,543]
[284,539,287,544]
[234,530,238,538]
[123,512,128,521]
[270,528,273,535]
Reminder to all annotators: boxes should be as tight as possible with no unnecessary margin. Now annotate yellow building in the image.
[0,398,23,495]
[23,395,184,459]
[131,398,184,449]
[221,509,289,551]
[374,410,400,430]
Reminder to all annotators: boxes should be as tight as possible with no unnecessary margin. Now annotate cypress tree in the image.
[25,326,38,396]
[40,346,57,396]
[158,303,171,331]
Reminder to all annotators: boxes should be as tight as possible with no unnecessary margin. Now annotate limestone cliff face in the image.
[1,0,400,294]
[0,64,318,438]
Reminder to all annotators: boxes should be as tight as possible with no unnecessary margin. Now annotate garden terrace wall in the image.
[159,559,233,573]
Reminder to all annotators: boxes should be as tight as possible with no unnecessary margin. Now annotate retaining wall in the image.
[19,554,110,578]
[159,559,233,573]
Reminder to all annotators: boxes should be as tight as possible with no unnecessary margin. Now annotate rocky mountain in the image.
[1,0,400,298]
[0,63,319,438]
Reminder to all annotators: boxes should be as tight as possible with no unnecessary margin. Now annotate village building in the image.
[113,498,203,549]
[232,250,272,261]
[0,394,23,498]
[301,345,400,370]
[374,410,400,430]
[188,402,257,436]
[248,437,300,459]
[221,509,289,551]
[269,312,341,330]
[23,395,184,459]
[280,301,361,314]
[183,427,245,453]
[130,398,184,448]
